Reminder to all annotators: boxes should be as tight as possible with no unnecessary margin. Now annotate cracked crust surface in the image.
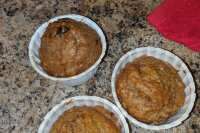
[50,106,120,133]
[116,56,185,124]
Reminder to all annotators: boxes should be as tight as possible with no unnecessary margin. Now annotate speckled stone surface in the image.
[0,0,199,133]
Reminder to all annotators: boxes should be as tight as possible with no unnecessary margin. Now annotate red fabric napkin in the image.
[147,0,200,51]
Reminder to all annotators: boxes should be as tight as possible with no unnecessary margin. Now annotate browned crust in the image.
[116,56,185,124]
[50,106,120,133]
[39,19,102,77]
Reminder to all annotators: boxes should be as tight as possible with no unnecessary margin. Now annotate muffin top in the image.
[39,19,102,77]
[116,56,185,124]
[50,106,120,133]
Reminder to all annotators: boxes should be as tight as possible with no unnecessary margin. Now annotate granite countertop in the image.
[0,0,199,132]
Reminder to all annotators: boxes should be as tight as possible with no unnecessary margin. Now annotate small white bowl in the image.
[38,96,130,133]
[29,14,106,86]
[111,47,196,130]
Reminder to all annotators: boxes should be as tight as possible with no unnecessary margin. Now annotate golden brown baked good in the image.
[116,56,185,124]
[39,19,102,77]
[50,106,120,133]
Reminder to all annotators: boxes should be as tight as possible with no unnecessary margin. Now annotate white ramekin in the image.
[29,14,106,86]
[111,47,196,130]
[38,96,129,133]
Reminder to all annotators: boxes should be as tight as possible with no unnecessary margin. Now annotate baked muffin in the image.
[116,56,185,124]
[39,19,102,77]
[50,106,120,133]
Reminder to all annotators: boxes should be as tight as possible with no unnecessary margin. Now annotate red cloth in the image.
[147,0,200,51]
